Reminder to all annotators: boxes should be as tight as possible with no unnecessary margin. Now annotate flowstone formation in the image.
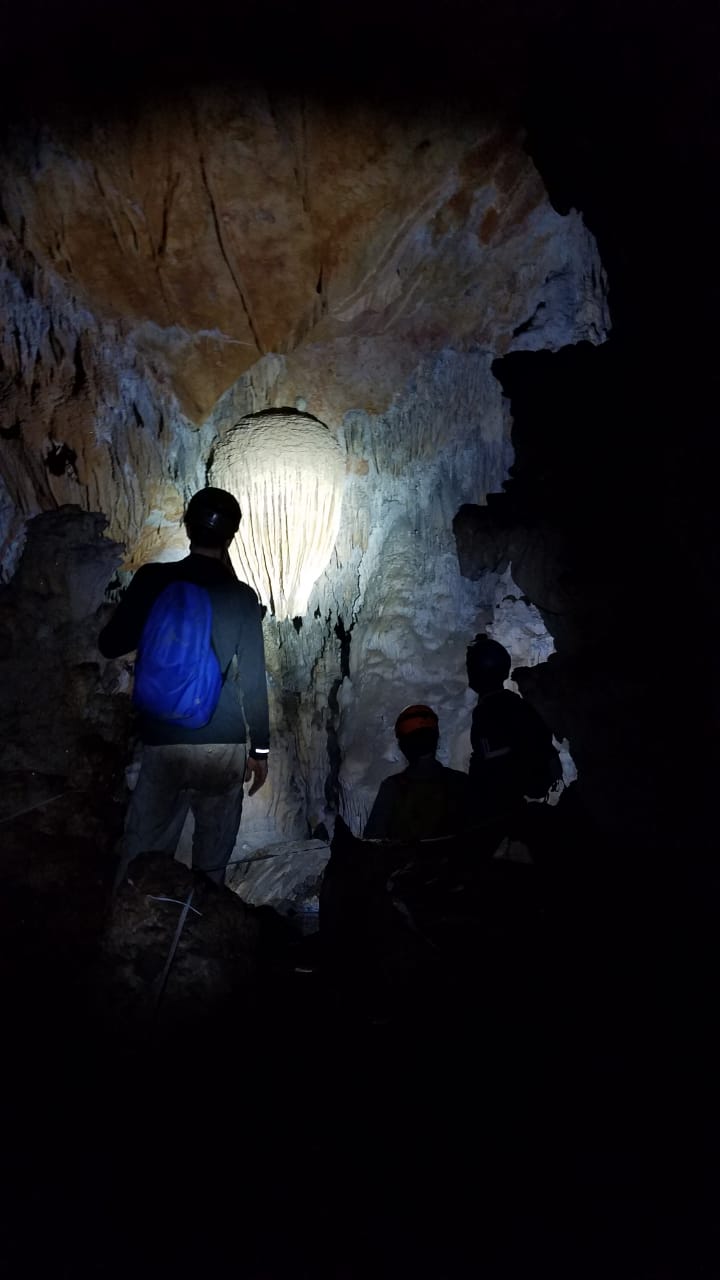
[208,349,585,854]
[209,412,346,621]
[0,89,610,850]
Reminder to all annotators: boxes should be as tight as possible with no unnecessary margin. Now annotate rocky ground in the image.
[1,787,716,1279]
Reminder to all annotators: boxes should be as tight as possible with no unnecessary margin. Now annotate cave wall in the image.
[0,88,609,849]
[0,507,130,817]
[217,348,518,845]
[0,244,209,580]
[187,340,603,849]
[487,13,719,859]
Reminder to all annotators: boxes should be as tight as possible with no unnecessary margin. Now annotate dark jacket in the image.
[469,688,556,817]
[98,554,269,752]
[364,758,471,842]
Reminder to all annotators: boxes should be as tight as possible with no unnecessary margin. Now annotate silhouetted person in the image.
[364,704,471,841]
[466,635,561,849]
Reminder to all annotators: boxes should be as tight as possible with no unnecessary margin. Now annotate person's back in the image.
[466,635,560,828]
[98,487,269,887]
[364,704,471,841]
[99,551,266,748]
[470,686,556,819]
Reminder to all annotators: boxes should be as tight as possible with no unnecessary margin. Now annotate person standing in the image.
[99,487,269,887]
[466,634,560,835]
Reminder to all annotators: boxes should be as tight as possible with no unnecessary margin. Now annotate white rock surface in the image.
[225,838,330,925]
[210,412,346,620]
[216,350,582,849]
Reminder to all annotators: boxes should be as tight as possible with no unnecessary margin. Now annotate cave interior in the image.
[0,2,718,1277]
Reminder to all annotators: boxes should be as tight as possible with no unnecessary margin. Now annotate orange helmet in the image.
[394,704,439,738]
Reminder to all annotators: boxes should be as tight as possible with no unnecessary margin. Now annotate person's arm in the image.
[98,565,159,658]
[236,591,270,794]
[244,756,268,795]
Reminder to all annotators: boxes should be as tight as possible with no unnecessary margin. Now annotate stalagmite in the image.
[210,412,346,620]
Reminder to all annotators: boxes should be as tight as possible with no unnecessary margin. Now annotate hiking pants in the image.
[117,743,248,886]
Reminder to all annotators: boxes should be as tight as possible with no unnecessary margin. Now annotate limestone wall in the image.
[0,90,609,848]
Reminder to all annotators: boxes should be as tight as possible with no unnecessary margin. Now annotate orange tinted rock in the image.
[1,94,606,425]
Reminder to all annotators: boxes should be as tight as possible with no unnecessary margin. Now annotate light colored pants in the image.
[118,743,248,886]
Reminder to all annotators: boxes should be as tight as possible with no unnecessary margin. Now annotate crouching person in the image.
[319,705,472,1020]
[99,487,269,889]
[364,704,471,841]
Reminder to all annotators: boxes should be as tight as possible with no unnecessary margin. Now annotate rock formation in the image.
[210,411,347,621]
[0,88,608,852]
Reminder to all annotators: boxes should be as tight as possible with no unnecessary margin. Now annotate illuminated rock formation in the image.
[0,94,607,580]
[0,88,609,849]
[209,412,346,621]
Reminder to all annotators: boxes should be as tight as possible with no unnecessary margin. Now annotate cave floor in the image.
[0,795,717,1279]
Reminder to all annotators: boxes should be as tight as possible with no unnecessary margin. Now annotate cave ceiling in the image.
[1,94,605,422]
[0,84,607,575]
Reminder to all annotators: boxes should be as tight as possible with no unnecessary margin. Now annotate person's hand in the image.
[245,755,268,796]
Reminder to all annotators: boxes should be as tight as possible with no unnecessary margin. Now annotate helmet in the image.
[466,634,511,690]
[185,488,241,545]
[394,704,439,739]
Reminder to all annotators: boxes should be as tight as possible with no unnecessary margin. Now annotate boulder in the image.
[227,838,331,931]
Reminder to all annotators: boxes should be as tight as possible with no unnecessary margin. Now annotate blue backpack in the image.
[133,581,222,729]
